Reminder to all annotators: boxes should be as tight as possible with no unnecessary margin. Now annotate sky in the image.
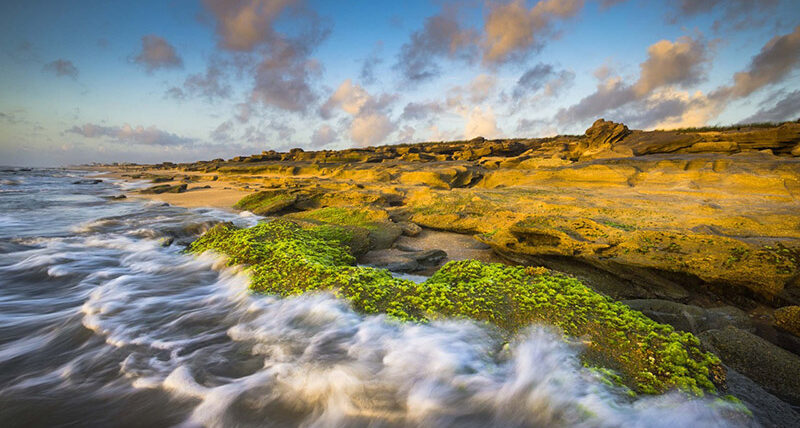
[1,0,799,166]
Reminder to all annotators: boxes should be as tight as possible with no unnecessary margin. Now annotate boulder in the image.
[398,221,422,236]
[623,300,752,334]
[699,326,800,404]
[140,183,187,194]
[361,248,448,273]
[725,368,800,428]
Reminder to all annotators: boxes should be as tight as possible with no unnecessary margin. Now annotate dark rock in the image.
[699,326,800,404]
[140,183,187,194]
[411,249,447,265]
[72,179,102,185]
[361,248,447,273]
[398,221,422,236]
[623,300,752,334]
[725,367,800,428]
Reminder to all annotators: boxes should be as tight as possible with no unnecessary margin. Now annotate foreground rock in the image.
[699,326,800,404]
[725,368,800,428]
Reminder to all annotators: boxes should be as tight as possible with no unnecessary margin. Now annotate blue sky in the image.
[1,0,799,166]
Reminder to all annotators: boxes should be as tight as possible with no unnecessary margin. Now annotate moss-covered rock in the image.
[140,183,187,194]
[286,207,403,250]
[234,190,298,215]
[189,219,724,396]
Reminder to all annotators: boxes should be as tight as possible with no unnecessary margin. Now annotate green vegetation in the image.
[724,247,750,267]
[189,219,724,396]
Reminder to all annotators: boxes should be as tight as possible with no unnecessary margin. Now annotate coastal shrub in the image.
[189,219,724,396]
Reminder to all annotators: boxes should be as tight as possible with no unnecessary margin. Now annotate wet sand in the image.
[93,168,249,211]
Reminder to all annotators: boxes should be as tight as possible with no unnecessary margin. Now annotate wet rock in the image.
[363,248,449,273]
[398,221,422,236]
[725,367,800,428]
[622,299,752,334]
[699,326,800,404]
[140,183,187,194]
[72,179,102,184]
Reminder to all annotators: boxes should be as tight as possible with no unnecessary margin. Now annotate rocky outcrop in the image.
[570,118,632,160]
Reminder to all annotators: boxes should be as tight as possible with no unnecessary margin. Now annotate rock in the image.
[791,143,800,156]
[234,191,298,215]
[773,305,800,337]
[151,176,174,183]
[574,119,631,159]
[585,118,631,147]
[725,367,800,428]
[398,221,422,236]
[361,248,447,273]
[699,326,800,404]
[412,249,447,265]
[140,183,187,194]
[623,300,752,334]
[72,179,102,185]
[368,223,404,250]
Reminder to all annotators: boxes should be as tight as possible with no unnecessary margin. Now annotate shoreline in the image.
[90,166,250,211]
[93,165,504,269]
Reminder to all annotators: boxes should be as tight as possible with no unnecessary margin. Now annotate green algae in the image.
[189,219,724,397]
